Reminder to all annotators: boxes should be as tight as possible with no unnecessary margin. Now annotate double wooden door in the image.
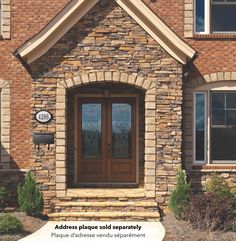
[77,97,137,184]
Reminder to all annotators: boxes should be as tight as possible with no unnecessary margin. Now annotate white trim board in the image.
[15,0,195,64]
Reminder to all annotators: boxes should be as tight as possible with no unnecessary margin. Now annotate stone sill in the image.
[188,34,236,40]
[191,165,236,172]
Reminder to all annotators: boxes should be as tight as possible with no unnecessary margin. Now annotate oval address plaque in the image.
[36,110,53,124]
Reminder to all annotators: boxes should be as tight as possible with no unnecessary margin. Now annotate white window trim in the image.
[194,87,236,165]
[194,0,236,34]
[193,0,209,34]
[185,1,236,37]
[205,0,210,34]
[194,0,210,34]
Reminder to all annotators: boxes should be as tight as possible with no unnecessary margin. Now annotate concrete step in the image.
[48,211,160,221]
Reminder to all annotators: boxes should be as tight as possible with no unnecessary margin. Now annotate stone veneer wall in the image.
[30,0,182,213]
[188,170,236,193]
[183,73,236,192]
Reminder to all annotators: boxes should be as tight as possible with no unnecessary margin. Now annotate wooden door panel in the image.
[77,96,137,184]
[109,98,136,182]
[111,163,132,173]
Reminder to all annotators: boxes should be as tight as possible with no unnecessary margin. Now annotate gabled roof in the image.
[15,0,195,64]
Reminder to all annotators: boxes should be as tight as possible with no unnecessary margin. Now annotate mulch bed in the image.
[0,212,47,241]
[162,213,236,241]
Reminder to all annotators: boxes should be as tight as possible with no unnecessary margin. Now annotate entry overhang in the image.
[14,0,196,65]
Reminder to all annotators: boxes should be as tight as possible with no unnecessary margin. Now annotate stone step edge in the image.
[48,211,160,218]
[66,193,146,198]
[66,188,146,198]
[54,201,158,208]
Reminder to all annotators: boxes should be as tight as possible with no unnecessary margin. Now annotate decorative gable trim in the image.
[0,0,11,39]
[15,0,195,64]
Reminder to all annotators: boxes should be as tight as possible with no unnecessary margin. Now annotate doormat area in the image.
[20,221,165,241]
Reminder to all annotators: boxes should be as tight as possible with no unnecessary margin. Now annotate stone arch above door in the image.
[58,71,153,90]
[55,71,156,198]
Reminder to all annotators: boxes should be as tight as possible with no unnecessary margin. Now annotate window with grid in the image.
[195,0,236,33]
[194,91,236,164]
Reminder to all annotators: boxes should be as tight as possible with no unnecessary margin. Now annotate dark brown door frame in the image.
[74,94,139,186]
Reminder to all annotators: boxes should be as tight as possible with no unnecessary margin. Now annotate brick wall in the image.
[143,0,236,78]
[0,0,233,175]
[0,0,70,169]
[1,0,234,211]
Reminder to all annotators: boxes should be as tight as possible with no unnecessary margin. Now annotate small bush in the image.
[18,172,44,216]
[168,167,190,219]
[204,173,236,208]
[0,214,23,234]
[187,192,234,231]
[2,237,12,241]
[0,186,7,208]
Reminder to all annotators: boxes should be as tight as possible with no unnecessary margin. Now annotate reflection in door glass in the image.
[112,104,131,159]
[82,104,101,159]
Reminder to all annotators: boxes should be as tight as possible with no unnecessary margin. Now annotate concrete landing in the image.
[20,221,165,241]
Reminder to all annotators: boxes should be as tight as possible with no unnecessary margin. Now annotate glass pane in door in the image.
[82,103,101,159]
[112,103,132,159]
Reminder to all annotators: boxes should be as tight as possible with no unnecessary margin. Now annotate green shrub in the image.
[0,214,23,234]
[204,173,236,208]
[187,192,234,231]
[18,172,44,216]
[0,186,7,208]
[168,167,190,219]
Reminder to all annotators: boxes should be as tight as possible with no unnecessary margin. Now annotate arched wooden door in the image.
[76,96,137,185]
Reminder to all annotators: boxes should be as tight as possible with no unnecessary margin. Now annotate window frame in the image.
[194,88,236,165]
[193,92,207,164]
[194,0,236,34]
